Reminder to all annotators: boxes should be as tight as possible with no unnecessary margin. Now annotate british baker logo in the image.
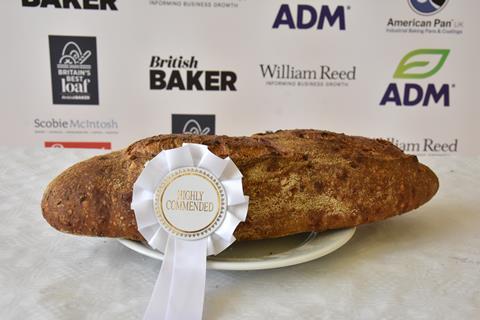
[150,56,237,91]
[49,36,99,105]
[172,114,215,135]
[408,0,448,16]
[272,4,346,30]
[380,49,451,107]
[22,0,118,10]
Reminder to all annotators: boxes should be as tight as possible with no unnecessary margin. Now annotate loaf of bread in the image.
[41,129,439,241]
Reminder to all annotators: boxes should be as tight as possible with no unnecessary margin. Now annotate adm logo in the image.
[380,49,451,107]
[49,36,99,105]
[172,114,215,135]
[408,0,448,16]
[22,0,117,10]
[272,4,346,30]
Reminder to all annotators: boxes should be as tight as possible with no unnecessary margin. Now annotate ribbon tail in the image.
[143,235,175,320]
[143,236,208,320]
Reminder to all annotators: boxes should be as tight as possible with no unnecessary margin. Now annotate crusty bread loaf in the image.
[41,129,439,241]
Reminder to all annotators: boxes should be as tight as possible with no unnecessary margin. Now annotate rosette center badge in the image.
[154,167,227,239]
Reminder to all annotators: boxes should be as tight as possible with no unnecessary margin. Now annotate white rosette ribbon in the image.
[131,143,249,320]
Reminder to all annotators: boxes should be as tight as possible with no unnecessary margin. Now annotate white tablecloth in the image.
[0,147,479,320]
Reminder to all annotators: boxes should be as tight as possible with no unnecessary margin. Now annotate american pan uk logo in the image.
[408,0,449,16]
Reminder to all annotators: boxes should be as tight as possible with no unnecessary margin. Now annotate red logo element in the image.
[44,141,111,150]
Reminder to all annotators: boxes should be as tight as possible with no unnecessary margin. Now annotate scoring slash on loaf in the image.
[41,129,439,241]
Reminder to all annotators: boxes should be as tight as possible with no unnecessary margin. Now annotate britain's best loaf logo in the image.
[49,36,99,105]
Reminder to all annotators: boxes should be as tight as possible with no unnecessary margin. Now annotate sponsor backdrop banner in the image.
[0,0,478,156]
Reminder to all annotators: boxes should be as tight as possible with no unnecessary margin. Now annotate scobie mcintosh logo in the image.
[172,114,215,135]
[380,49,451,107]
[49,36,99,105]
[408,0,449,16]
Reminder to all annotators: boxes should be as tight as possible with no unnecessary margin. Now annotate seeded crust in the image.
[41,129,439,241]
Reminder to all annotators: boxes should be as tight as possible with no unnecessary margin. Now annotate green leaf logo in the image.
[393,49,450,79]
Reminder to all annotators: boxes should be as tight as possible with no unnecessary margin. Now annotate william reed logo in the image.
[49,36,99,105]
[150,56,237,91]
[380,49,451,107]
[386,137,457,156]
[272,4,346,30]
[260,64,356,87]
[149,0,242,9]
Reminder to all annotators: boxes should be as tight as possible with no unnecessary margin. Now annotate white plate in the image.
[118,227,355,271]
